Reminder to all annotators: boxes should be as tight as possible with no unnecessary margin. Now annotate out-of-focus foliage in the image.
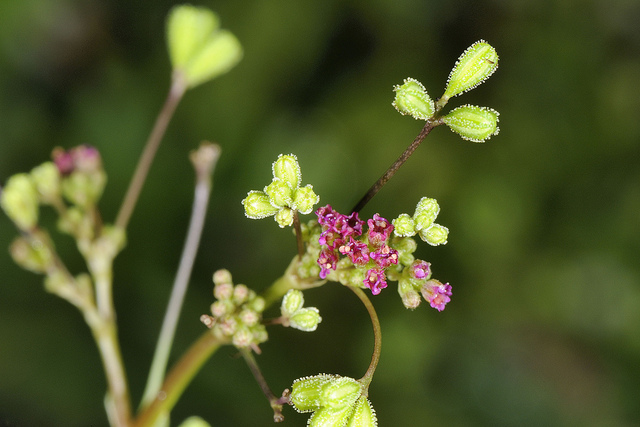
[1,0,639,425]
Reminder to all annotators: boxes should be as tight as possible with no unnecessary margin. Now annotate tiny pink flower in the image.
[409,260,431,279]
[338,237,369,266]
[369,244,399,268]
[364,268,388,295]
[317,248,338,279]
[367,213,394,246]
[421,280,452,311]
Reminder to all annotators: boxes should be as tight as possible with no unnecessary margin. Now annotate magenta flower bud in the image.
[409,260,431,280]
[421,279,452,311]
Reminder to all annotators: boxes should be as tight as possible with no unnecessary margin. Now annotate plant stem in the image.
[349,286,381,391]
[240,348,285,422]
[139,143,221,409]
[133,261,303,426]
[292,211,305,259]
[133,332,225,427]
[115,76,187,230]
[351,120,437,213]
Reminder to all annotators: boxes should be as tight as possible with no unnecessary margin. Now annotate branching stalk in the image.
[349,286,381,390]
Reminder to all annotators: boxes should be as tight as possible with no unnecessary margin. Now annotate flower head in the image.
[365,268,387,295]
[367,214,394,246]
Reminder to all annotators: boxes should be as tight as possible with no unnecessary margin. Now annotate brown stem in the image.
[240,348,285,422]
[115,76,187,230]
[351,121,436,213]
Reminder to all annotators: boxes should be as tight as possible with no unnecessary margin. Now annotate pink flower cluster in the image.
[316,205,398,295]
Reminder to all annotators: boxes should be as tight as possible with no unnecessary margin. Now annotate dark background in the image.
[1,0,639,425]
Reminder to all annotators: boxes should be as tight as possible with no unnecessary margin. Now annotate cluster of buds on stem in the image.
[289,374,377,426]
[243,154,319,228]
[200,269,267,350]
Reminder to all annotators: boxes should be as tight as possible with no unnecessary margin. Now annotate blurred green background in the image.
[1,0,639,425]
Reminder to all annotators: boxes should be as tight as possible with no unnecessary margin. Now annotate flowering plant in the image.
[1,5,499,426]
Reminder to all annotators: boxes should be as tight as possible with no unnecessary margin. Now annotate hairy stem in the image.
[115,76,187,230]
[140,143,221,409]
[351,120,437,213]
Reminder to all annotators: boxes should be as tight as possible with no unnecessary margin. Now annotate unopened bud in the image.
[281,289,304,317]
[290,307,322,332]
[274,207,294,228]
[272,154,301,189]
[293,185,319,215]
[419,223,449,246]
[392,78,435,120]
[10,233,54,274]
[392,213,416,237]
[347,396,378,427]
[213,269,233,286]
[265,179,293,209]
[243,190,279,219]
[166,5,242,89]
[1,173,39,231]
[443,105,499,143]
[442,40,498,101]
[291,374,335,412]
[413,197,440,230]
[31,162,61,204]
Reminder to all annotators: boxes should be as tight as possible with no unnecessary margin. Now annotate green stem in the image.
[115,76,187,230]
[133,262,302,426]
[133,332,225,427]
[349,286,381,391]
[140,144,221,409]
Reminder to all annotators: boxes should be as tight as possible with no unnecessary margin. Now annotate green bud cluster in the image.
[243,154,319,228]
[201,269,267,348]
[392,197,449,246]
[281,289,322,332]
[393,40,500,143]
[295,220,323,280]
[166,4,243,89]
[290,374,377,426]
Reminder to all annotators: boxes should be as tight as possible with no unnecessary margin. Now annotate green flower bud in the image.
[293,185,319,215]
[166,5,242,89]
[251,324,268,344]
[390,236,418,266]
[272,154,301,189]
[346,396,378,427]
[281,289,304,317]
[10,233,54,274]
[309,406,354,427]
[248,295,265,313]
[443,105,500,143]
[212,269,233,287]
[321,377,361,409]
[177,416,211,427]
[232,325,253,347]
[274,207,294,228]
[290,307,322,332]
[239,308,259,327]
[61,170,106,208]
[291,374,335,412]
[31,162,61,204]
[265,179,293,209]
[1,174,39,231]
[398,279,422,309]
[442,40,498,101]
[413,197,440,230]
[233,284,249,304]
[392,78,435,120]
[392,213,416,237]
[419,223,449,246]
[242,190,279,219]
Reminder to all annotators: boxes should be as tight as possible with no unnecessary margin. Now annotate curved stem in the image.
[349,286,381,391]
[115,76,187,230]
[133,332,225,427]
[139,143,221,409]
[240,348,285,422]
[351,120,437,213]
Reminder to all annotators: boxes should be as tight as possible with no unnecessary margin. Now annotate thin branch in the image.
[115,76,187,230]
[351,121,437,213]
[349,286,381,391]
[240,348,285,422]
[140,143,221,409]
